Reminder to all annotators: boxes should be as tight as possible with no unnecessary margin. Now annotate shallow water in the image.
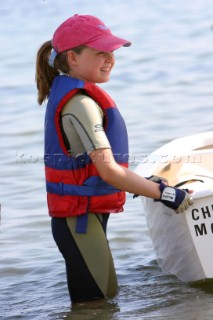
[1,0,213,319]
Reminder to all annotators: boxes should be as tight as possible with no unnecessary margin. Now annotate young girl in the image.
[35,14,193,303]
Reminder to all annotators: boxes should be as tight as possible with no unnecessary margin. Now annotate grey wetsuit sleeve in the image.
[61,93,111,155]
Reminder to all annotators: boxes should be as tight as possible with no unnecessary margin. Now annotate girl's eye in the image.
[97,52,114,56]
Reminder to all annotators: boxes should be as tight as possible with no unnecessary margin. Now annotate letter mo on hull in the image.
[185,197,213,278]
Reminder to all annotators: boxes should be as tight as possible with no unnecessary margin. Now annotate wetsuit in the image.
[52,92,119,302]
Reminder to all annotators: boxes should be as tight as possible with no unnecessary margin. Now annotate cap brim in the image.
[85,35,131,52]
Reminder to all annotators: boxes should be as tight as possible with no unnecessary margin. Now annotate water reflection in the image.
[54,299,120,320]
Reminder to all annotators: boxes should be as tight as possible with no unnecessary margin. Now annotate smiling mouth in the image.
[101,67,111,73]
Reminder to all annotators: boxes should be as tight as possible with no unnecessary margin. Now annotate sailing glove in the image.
[159,181,193,214]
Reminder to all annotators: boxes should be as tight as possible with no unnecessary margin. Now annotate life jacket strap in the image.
[76,196,90,234]
[46,176,120,234]
[46,176,120,196]
[76,212,89,234]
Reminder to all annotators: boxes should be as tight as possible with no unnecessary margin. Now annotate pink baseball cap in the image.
[51,14,131,53]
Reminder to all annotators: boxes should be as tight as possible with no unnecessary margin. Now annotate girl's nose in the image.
[105,52,114,61]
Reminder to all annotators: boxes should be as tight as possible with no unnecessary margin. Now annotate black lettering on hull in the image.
[194,223,207,236]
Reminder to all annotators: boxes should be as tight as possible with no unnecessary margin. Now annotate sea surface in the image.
[1,0,213,319]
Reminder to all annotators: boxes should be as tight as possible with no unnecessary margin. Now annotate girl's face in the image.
[67,47,115,83]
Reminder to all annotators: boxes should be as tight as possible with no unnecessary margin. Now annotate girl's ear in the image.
[67,50,78,66]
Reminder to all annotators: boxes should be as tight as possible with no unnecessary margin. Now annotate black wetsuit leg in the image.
[51,214,115,303]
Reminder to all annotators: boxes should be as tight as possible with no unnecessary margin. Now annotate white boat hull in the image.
[135,131,213,282]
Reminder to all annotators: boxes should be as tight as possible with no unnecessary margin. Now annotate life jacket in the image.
[45,75,129,231]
